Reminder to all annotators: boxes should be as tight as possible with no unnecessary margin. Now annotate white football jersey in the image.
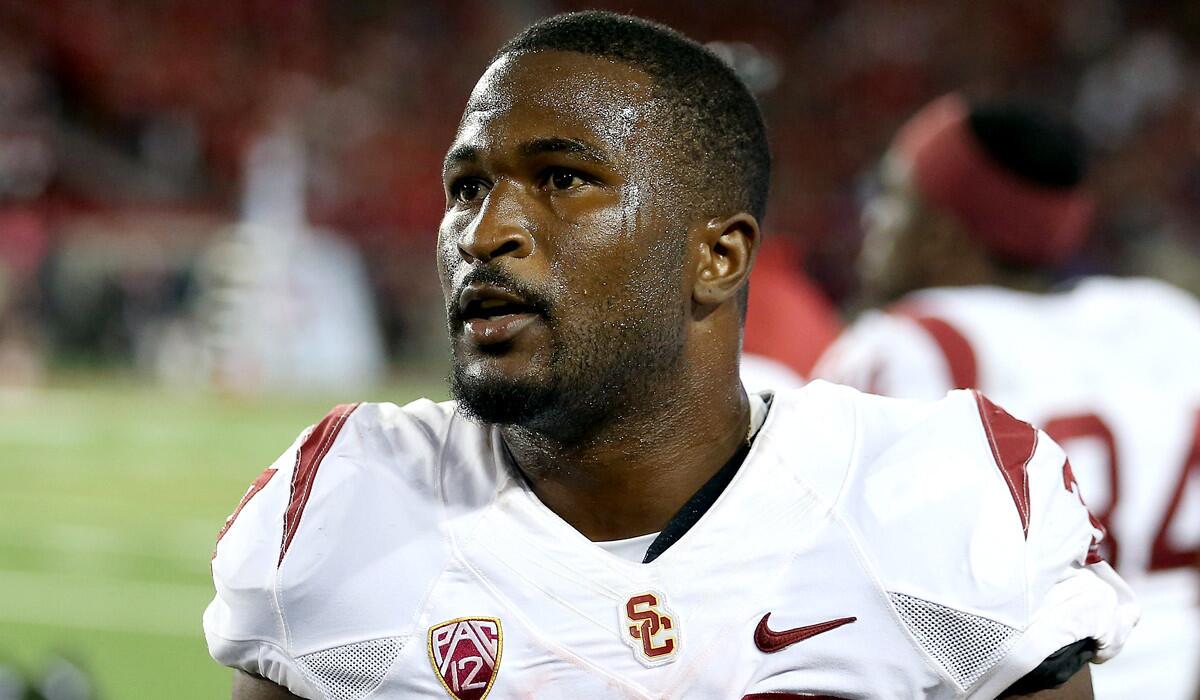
[816,277,1200,699]
[204,381,1136,699]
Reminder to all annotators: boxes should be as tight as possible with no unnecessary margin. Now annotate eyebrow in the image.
[517,137,609,164]
[444,144,479,172]
[443,136,611,172]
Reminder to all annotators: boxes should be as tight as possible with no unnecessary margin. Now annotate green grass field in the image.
[0,374,448,699]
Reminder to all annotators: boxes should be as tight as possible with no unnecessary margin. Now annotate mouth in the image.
[457,284,543,346]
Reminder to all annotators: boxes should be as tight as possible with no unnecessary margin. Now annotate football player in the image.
[206,14,1136,699]
[816,94,1197,699]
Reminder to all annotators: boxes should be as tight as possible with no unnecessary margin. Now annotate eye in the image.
[451,178,490,204]
[543,168,587,192]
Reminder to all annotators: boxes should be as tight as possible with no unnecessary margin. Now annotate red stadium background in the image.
[0,0,1197,381]
[0,2,1197,698]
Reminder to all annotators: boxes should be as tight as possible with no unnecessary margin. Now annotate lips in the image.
[457,284,542,345]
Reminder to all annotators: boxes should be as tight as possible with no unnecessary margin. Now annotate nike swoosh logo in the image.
[754,613,857,653]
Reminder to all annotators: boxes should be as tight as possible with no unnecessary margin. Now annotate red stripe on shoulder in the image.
[891,308,979,389]
[1062,458,1110,565]
[212,467,277,560]
[279,403,360,565]
[973,391,1038,537]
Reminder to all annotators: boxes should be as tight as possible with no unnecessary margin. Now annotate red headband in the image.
[894,94,1094,266]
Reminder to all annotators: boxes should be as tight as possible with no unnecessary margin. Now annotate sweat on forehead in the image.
[455,51,664,159]
[483,11,771,220]
[450,10,769,221]
[467,51,656,113]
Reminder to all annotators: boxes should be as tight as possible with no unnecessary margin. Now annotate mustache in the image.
[448,266,554,325]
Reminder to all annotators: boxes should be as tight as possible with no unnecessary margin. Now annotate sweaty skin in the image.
[229,49,1093,700]
[440,50,758,542]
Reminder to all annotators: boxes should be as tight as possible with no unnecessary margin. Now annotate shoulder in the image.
[817,286,1063,397]
[821,385,1137,695]
[204,398,493,692]
[283,398,505,511]
[237,399,466,561]
[771,378,997,462]
[1068,276,1200,334]
[834,385,1079,602]
[813,305,963,399]
[333,397,459,462]
[760,381,988,509]
[1070,274,1198,307]
[208,396,492,573]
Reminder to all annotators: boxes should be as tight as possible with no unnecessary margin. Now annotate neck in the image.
[919,253,1051,296]
[988,259,1052,294]
[501,357,749,542]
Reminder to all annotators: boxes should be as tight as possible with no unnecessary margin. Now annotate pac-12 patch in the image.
[427,617,503,700]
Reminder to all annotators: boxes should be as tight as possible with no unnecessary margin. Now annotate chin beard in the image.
[448,248,689,443]
[449,365,561,430]
[449,361,626,444]
[449,321,683,445]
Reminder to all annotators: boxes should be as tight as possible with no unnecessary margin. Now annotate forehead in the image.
[452,51,664,160]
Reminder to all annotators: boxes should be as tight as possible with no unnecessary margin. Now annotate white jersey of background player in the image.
[816,94,1192,698]
[207,17,1134,699]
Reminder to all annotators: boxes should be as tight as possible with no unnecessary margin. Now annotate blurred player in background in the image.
[816,94,1200,700]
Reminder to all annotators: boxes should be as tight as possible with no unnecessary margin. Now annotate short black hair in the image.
[967,102,1088,190]
[495,11,771,221]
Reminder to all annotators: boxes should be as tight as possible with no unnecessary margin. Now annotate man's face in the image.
[438,51,691,435]
[858,151,922,303]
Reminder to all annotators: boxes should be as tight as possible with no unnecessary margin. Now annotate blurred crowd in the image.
[0,0,1197,387]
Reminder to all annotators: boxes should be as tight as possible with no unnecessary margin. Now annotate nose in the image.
[457,182,534,264]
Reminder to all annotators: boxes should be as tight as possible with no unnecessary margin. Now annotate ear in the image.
[692,213,761,306]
